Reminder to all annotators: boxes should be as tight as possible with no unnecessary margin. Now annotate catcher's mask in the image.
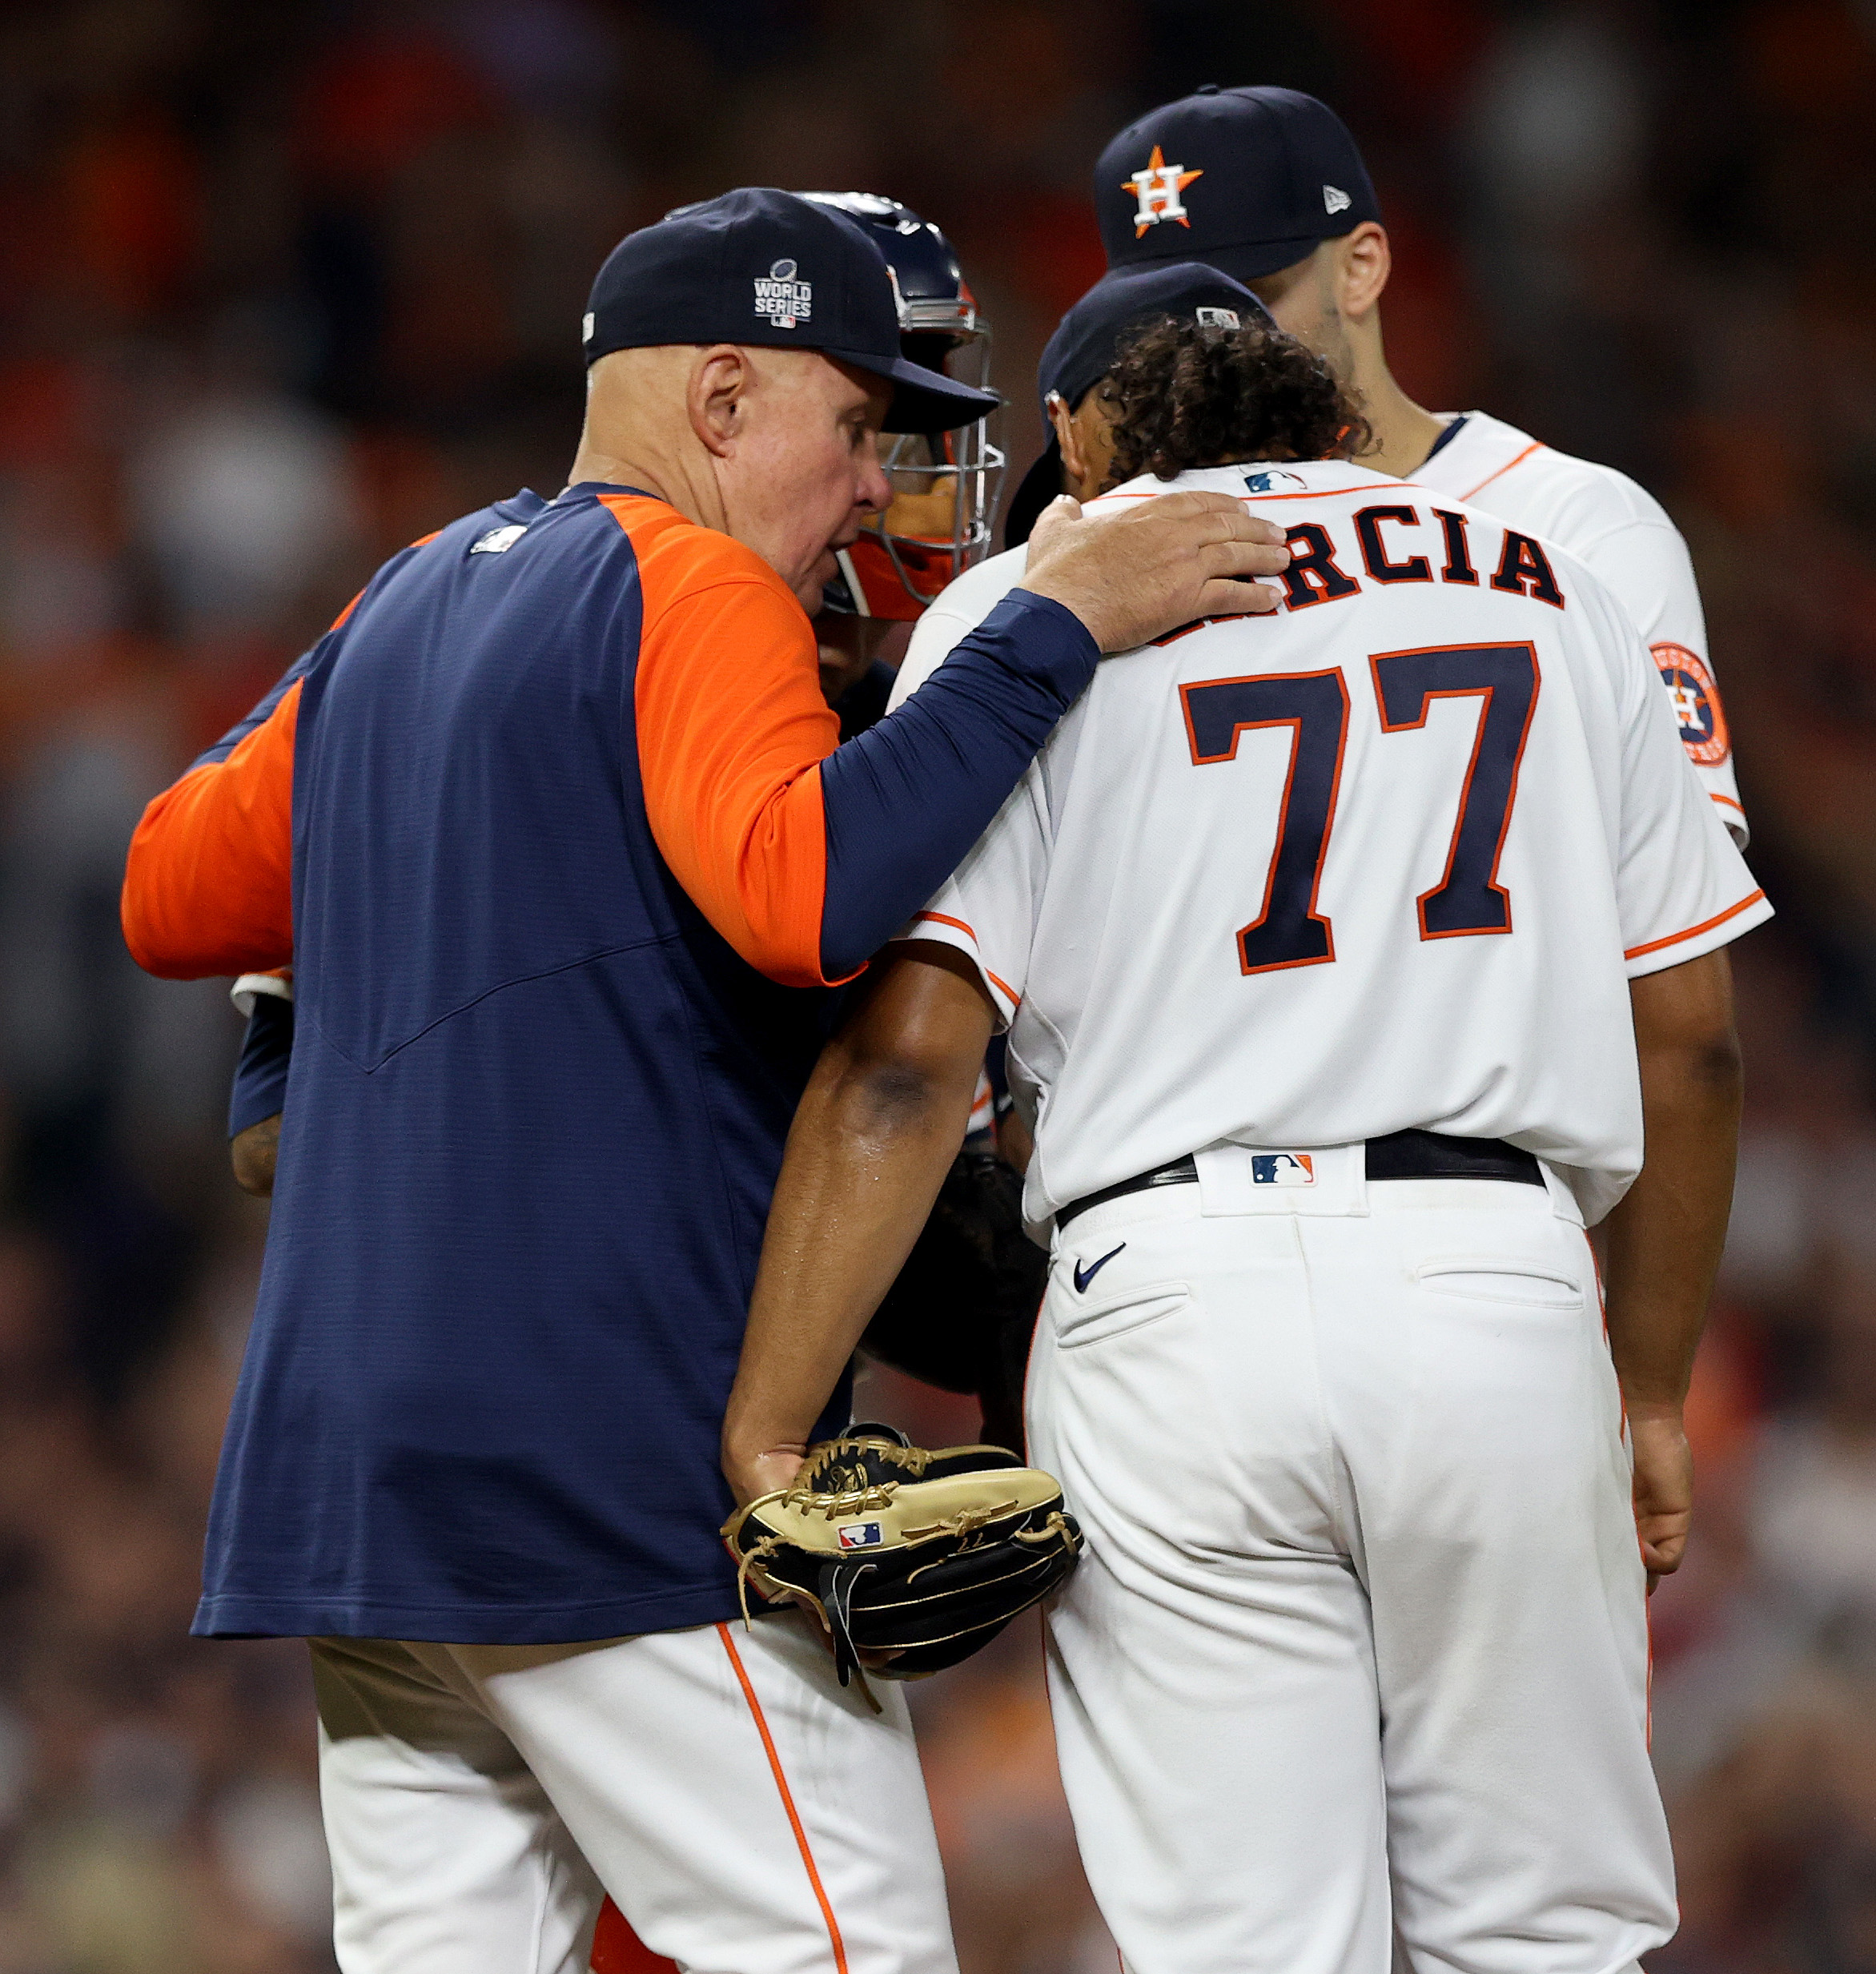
[800,193,1006,620]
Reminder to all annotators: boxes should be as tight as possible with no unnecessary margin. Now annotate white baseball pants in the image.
[1027,1150,1677,1974]
[309,1615,957,1974]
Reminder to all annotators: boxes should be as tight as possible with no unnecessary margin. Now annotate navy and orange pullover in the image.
[119,484,1094,1642]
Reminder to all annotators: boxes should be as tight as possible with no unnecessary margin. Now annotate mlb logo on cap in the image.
[838,1522,884,1550]
[1251,1153,1316,1187]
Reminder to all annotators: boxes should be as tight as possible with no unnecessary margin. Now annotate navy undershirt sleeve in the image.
[228,996,294,1139]
[818,589,1096,979]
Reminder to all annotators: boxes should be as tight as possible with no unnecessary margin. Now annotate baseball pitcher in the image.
[723,308,1766,1974]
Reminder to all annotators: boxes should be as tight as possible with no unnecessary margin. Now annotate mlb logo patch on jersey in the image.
[838,1522,884,1550]
[471,523,528,555]
[1243,469,1307,494]
[1251,1152,1316,1187]
[1652,644,1731,766]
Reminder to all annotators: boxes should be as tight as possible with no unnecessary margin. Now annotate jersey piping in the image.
[1086,479,1410,507]
[1621,887,1766,962]
[1456,439,1546,505]
[717,1624,852,1974]
[909,909,1022,1010]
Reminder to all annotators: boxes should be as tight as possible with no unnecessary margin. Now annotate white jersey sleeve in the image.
[898,767,1048,1030]
[1412,412,1746,845]
[1599,584,1768,975]
[1573,518,1745,843]
[888,545,1031,713]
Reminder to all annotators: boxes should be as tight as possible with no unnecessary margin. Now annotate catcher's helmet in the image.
[799,192,1006,618]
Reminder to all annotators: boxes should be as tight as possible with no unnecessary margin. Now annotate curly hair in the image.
[1099,314,1369,485]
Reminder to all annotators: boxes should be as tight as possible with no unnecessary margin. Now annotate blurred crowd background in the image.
[0,0,1868,1967]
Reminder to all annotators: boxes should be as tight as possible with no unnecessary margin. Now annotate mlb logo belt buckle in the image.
[1250,1152,1316,1187]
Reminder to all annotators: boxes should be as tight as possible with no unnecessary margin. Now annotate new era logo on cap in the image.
[1194,305,1240,328]
[1324,184,1352,214]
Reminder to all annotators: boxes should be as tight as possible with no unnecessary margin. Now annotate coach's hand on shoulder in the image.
[1016,491,1290,654]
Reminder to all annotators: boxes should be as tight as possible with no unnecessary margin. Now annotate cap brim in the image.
[826,348,999,434]
[1117,233,1328,283]
[1002,439,1063,551]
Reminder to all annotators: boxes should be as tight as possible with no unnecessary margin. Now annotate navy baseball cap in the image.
[582,188,998,435]
[1096,86,1380,283]
[1039,261,1270,416]
[1004,261,1271,549]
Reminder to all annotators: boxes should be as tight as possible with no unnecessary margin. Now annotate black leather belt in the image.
[1055,1129,1542,1231]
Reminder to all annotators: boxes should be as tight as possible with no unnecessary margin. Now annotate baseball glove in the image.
[721,1424,1083,1691]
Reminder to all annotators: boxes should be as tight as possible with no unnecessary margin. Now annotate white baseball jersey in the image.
[1412,410,1745,843]
[890,460,1769,1229]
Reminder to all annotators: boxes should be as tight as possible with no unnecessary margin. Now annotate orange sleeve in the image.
[121,680,300,979]
[623,504,840,989]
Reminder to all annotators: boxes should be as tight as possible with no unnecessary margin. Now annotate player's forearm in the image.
[723,1051,976,1494]
[1601,952,1742,1412]
[724,950,995,1499]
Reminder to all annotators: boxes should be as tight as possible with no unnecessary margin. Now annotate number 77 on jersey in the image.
[1179,641,1541,975]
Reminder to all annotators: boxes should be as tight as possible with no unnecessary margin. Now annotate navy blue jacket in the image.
[123,484,1094,1641]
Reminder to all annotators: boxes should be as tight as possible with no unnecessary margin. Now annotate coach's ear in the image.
[1331,221,1392,324]
[688,344,753,458]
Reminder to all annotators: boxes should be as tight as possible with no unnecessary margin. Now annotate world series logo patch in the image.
[1652,644,1730,766]
[753,258,812,330]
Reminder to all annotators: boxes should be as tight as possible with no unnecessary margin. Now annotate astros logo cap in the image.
[582,187,998,436]
[1096,86,1381,283]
